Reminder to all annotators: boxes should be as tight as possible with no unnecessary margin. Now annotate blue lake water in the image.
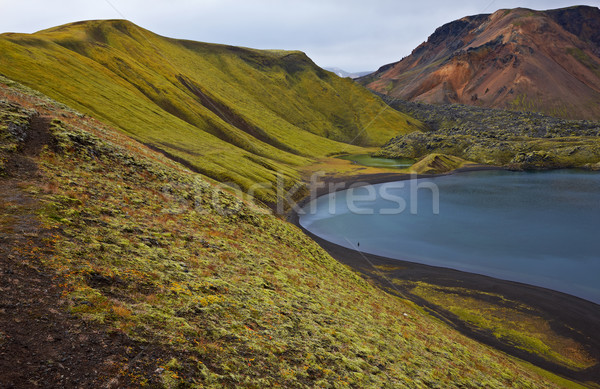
[299,170,600,304]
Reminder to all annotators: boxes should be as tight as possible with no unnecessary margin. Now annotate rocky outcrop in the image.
[376,99,600,170]
[409,153,469,174]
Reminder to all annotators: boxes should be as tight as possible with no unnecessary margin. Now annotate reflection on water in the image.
[300,170,600,304]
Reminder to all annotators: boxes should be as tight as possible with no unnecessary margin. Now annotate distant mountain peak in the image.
[359,6,600,120]
[325,67,373,79]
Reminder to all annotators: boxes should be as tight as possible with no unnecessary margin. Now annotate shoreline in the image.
[288,166,600,383]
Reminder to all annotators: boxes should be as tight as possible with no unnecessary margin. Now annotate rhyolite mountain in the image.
[0,19,422,205]
[360,6,600,120]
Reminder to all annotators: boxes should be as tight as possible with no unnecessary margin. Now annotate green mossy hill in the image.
[0,101,32,173]
[410,153,470,174]
[0,20,424,204]
[377,99,600,170]
[0,75,567,387]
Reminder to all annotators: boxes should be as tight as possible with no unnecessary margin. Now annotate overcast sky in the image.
[1,0,597,72]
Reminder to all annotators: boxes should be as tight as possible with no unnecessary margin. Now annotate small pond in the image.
[337,154,414,169]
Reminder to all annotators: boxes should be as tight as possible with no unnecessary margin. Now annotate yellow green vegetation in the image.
[0,101,30,171]
[409,153,473,174]
[409,283,596,371]
[567,47,600,79]
[377,99,600,170]
[0,19,423,204]
[0,75,571,387]
[367,261,599,387]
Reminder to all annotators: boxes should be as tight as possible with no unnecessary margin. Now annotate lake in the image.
[337,154,414,168]
[299,170,600,304]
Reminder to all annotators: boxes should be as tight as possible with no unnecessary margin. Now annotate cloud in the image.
[1,0,597,72]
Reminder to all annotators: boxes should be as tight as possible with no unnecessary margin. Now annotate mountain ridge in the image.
[360,6,600,120]
[0,19,423,205]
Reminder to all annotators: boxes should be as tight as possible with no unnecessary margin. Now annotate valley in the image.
[0,19,423,205]
[0,72,578,388]
[1,7,600,388]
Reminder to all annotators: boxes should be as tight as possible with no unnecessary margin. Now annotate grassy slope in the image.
[0,76,574,387]
[409,153,473,174]
[0,20,423,204]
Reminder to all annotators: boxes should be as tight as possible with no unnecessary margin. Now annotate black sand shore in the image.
[288,168,600,384]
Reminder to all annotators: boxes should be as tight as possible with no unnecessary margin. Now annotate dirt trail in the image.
[0,116,150,388]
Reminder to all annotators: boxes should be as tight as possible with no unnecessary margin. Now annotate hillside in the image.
[0,75,578,387]
[376,98,600,170]
[0,19,423,205]
[360,6,600,120]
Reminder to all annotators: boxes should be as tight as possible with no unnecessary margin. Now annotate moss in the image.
[567,47,600,78]
[378,99,600,170]
[0,100,36,174]
[408,153,469,174]
[409,283,596,371]
[0,20,426,204]
[0,78,569,387]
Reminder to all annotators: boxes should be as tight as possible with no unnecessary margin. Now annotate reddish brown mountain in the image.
[360,6,600,119]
